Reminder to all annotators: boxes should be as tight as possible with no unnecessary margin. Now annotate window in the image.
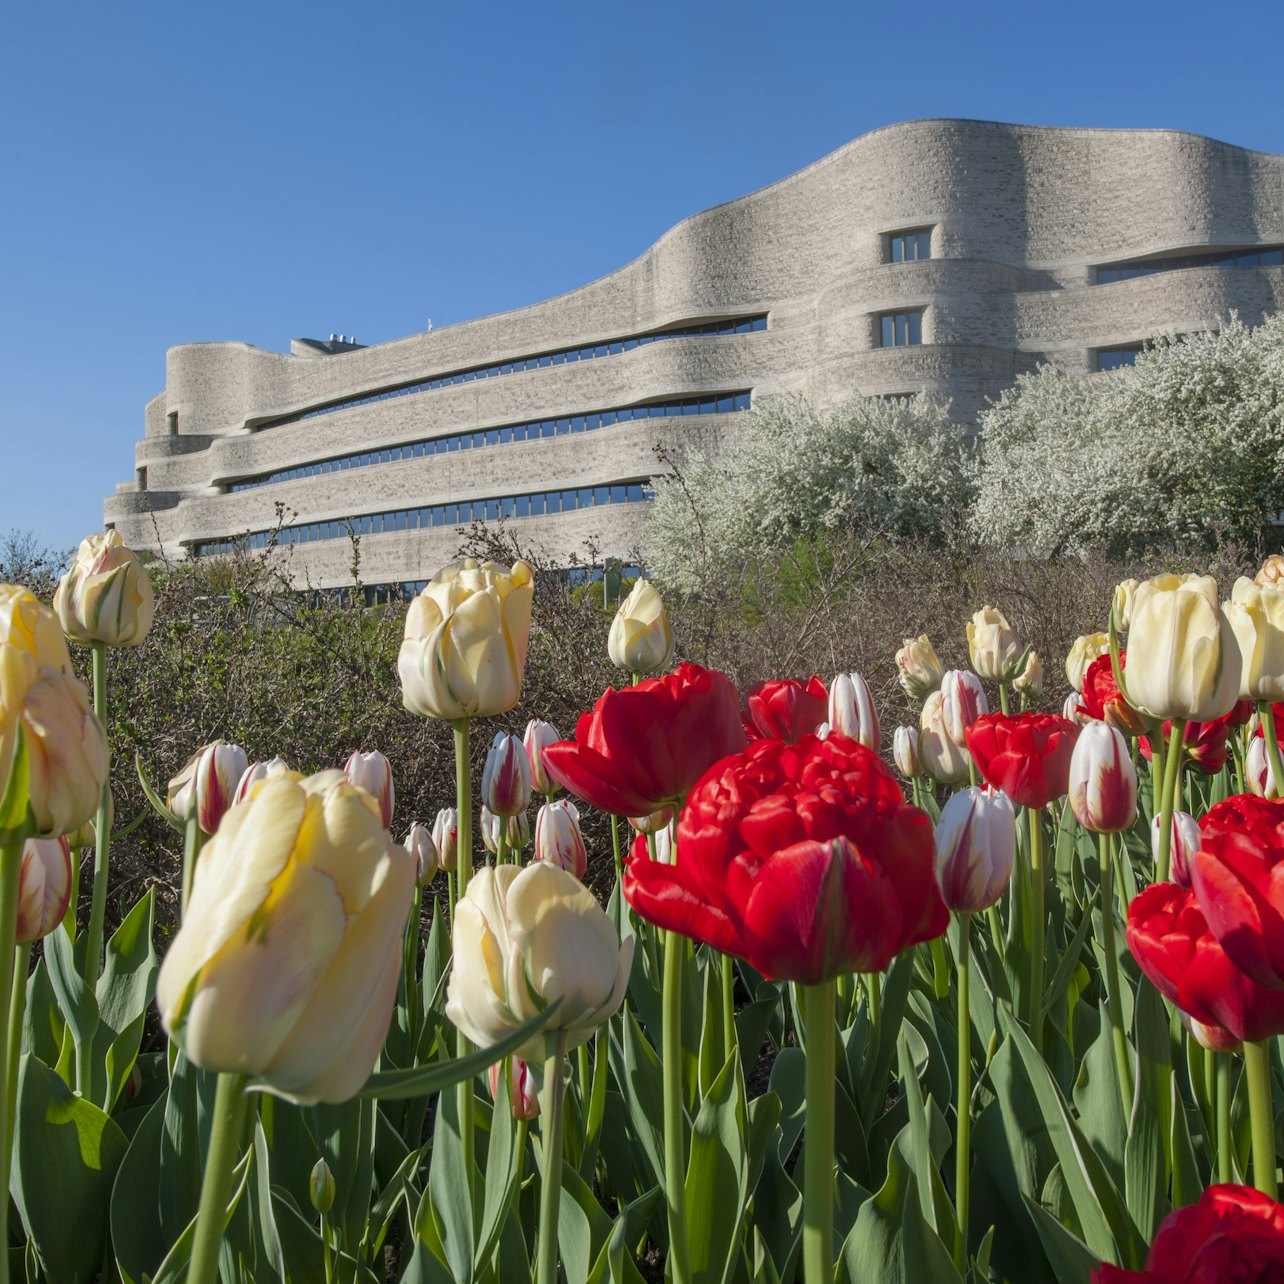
[1095,244,1284,284]
[1095,344,1145,372]
[889,229,932,263]
[880,310,924,348]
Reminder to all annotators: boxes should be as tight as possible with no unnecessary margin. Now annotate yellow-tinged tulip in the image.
[1013,650,1043,695]
[156,770,416,1104]
[895,635,943,703]
[1065,633,1109,693]
[1255,555,1284,587]
[1112,579,1140,633]
[22,669,108,837]
[1225,578,1284,700]
[967,606,1022,681]
[1125,574,1241,722]
[398,559,534,721]
[53,530,154,648]
[607,580,674,675]
[446,862,633,1061]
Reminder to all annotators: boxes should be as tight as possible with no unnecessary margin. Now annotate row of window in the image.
[261,315,768,430]
[192,483,651,556]
[1095,245,1284,284]
[229,391,751,493]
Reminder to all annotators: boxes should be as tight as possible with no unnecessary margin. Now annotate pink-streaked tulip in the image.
[481,732,532,817]
[627,806,674,835]
[404,822,439,885]
[432,807,459,872]
[919,690,971,785]
[480,805,529,855]
[22,668,109,838]
[534,800,587,880]
[895,635,943,704]
[827,671,880,751]
[893,725,922,778]
[343,750,395,829]
[1063,690,1092,726]
[234,756,292,805]
[168,740,249,835]
[488,1057,541,1120]
[940,669,988,749]
[933,786,1016,913]
[1066,633,1110,693]
[1152,809,1201,888]
[480,805,500,855]
[1067,721,1138,833]
[16,836,72,944]
[1247,734,1281,799]
[523,719,561,796]
[53,530,155,648]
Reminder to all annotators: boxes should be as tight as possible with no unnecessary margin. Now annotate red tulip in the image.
[1138,703,1251,775]
[541,662,746,816]
[1190,794,1284,989]
[623,733,948,983]
[1126,881,1284,1044]
[1079,652,1148,737]
[743,676,828,743]
[964,712,1079,810]
[1092,1183,1284,1283]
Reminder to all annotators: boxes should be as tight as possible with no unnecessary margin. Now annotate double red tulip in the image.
[1079,652,1148,737]
[542,662,745,816]
[964,712,1079,810]
[743,676,828,743]
[1092,1183,1284,1283]
[623,733,948,983]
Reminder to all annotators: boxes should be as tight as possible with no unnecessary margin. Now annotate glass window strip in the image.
[1093,244,1284,284]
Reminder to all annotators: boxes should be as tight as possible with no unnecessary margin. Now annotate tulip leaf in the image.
[42,914,100,1093]
[1169,1074,1205,1209]
[1022,1193,1102,1284]
[684,1051,749,1284]
[859,951,916,1123]
[426,1083,475,1281]
[616,1006,666,1187]
[1124,981,1171,1239]
[474,1067,517,1276]
[110,1090,169,1284]
[0,722,35,841]
[135,750,184,832]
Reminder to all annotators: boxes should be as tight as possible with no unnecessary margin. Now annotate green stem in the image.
[1099,833,1134,1116]
[180,813,204,921]
[452,719,476,1214]
[955,920,971,1274]
[404,884,423,1049]
[536,1037,568,1284]
[1028,807,1045,1055]
[4,942,29,1186]
[867,971,881,1028]
[721,953,736,1068]
[321,1213,334,1284]
[0,838,22,1284]
[1217,1052,1233,1185]
[83,638,111,996]
[610,814,624,936]
[1155,720,1185,884]
[187,1072,250,1284]
[1244,1040,1278,1198]
[802,979,836,1284]
[1260,701,1284,799]
[662,928,692,1284]
[998,681,1010,716]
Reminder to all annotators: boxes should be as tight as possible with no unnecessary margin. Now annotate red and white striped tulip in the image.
[934,786,1016,913]
[432,807,459,872]
[1152,809,1200,888]
[893,725,922,779]
[1062,691,1092,726]
[481,805,530,855]
[404,822,439,885]
[168,740,249,835]
[941,669,988,749]
[827,672,880,751]
[1246,734,1281,799]
[482,732,532,817]
[233,756,292,805]
[343,749,395,829]
[488,1057,540,1120]
[1067,721,1138,833]
[16,836,73,943]
[534,799,587,880]
[523,719,562,796]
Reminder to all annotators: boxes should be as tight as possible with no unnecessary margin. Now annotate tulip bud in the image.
[343,750,395,829]
[480,805,500,855]
[1181,1013,1242,1054]
[627,806,674,835]
[534,800,587,879]
[523,719,561,796]
[1062,691,1091,726]
[168,741,250,835]
[505,810,530,852]
[940,670,988,749]
[967,607,1022,681]
[309,1159,336,1216]
[814,721,832,740]
[432,807,459,872]
[15,836,72,943]
[53,530,155,648]
[1152,809,1200,888]
[893,725,922,778]
[1247,734,1281,799]
[608,580,674,676]
[1065,633,1109,693]
[1067,722,1138,833]
[1013,650,1043,696]
[404,822,439,885]
[488,1057,541,1121]
[1256,555,1284,588]
[233,756,292,806]
[934,787,1016,913]
[895,635,943,704]
[827,672,880,751]
[1226,578,1284,701]
[650,823,676,865]
[919,690,971,784]
[1112,579,1140,633]
[480,805,529,855]
[482,732,532,817]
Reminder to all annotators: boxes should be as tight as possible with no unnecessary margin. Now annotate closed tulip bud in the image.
[918,690,971,784]
[534,800,587,879]
[1112,578,1140,633]
[895,635,944,704]
[1256,555,1284,587]
[627,806,674,835]
[1126,574,1241,722]
[15,836,72,943]
[1226,578,1284,700]
[488,1057,540,1121]
[398,559,535,721]
[940,669,988,748]
[1065,633,1109,693]
[343,750,395,830]
[432,807,459,872]
[934,786,1016,913]
[168,741,250,836]
[480,805,501,855]
[505,809,530,853]
[1247,735,1280,799]
[404,822,439,885]
[827,672,880,751]
[446,863,633,1061]
[967,607,1022,681]
[607,580,674,676]
[649,823,676,865]
[893,725,922,778]
[523,719,561,796]
[1062,691,1092,726]
[53,530,155,648]
[309,1159,336,1216]
[1013,650,1043,695]
[482,732,532,817]
[1152,809,1200,888]
[22,669,109,838]
[1182,1013,1242,1055]
[156,770,417,1103]
[1067,721,1138,832]
[233,756,292,805]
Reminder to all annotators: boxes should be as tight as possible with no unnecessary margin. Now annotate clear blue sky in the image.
[3,0,1281,560]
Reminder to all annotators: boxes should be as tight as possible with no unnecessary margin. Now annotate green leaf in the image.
[42,916,99,1083]
[617,1006,666,1188]
[426,1084,475,1281]
[859,952,916,1122]
[1124,982,1171,1239]
[135,750,183,831]
[684,1053,749,1284]
[0,721,35,840]
[1024,1193,1102,1284]
[474,1067,518,1276]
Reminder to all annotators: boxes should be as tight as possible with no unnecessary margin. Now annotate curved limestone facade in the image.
[106,118,1284,590]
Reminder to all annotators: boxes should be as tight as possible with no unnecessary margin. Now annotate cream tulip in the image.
[892,725,922,778]
[966,607,1022,681]
[607,580,674,675]
[827,672,880,751]
[15,836,72,943]
[1112,579,1140,633]
[533,799,587,880]
[404,822,439,885]
[53,530,155,648]
[21,668,108,837]
[895,635,944,704]
[1065,633,1109,693]
[1226,577,1284,700]
[343,750,395,830]
[1013,650,1043,695]
[919,690,971,785]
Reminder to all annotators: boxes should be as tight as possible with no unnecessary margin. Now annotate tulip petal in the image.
[623,854,745,959]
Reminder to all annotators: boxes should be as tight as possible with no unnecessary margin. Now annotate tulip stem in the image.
[867,971,881,1028]
[180,813,204,921]
[998,681,1010,717]
[662,928,692,1284]
[802,979,836,1284]
[1217,1052,1233,1185]
[536,1035,568,1284]
[187,1072,250,1284]
[955,919,971,1274]
[1244,1040,1279,1198]
[3,941,29,1206]
[1028,808,1045,1055]
[0,838,23,1284]
[83,639,112,1003]
[1155,720,1185,884]
[721,953,737,1067]
[452,719,477,1213]
[1098,832,1134,1117]
[1260,701,1284,800]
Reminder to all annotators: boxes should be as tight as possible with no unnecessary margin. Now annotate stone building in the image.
[105,118,1284,593]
